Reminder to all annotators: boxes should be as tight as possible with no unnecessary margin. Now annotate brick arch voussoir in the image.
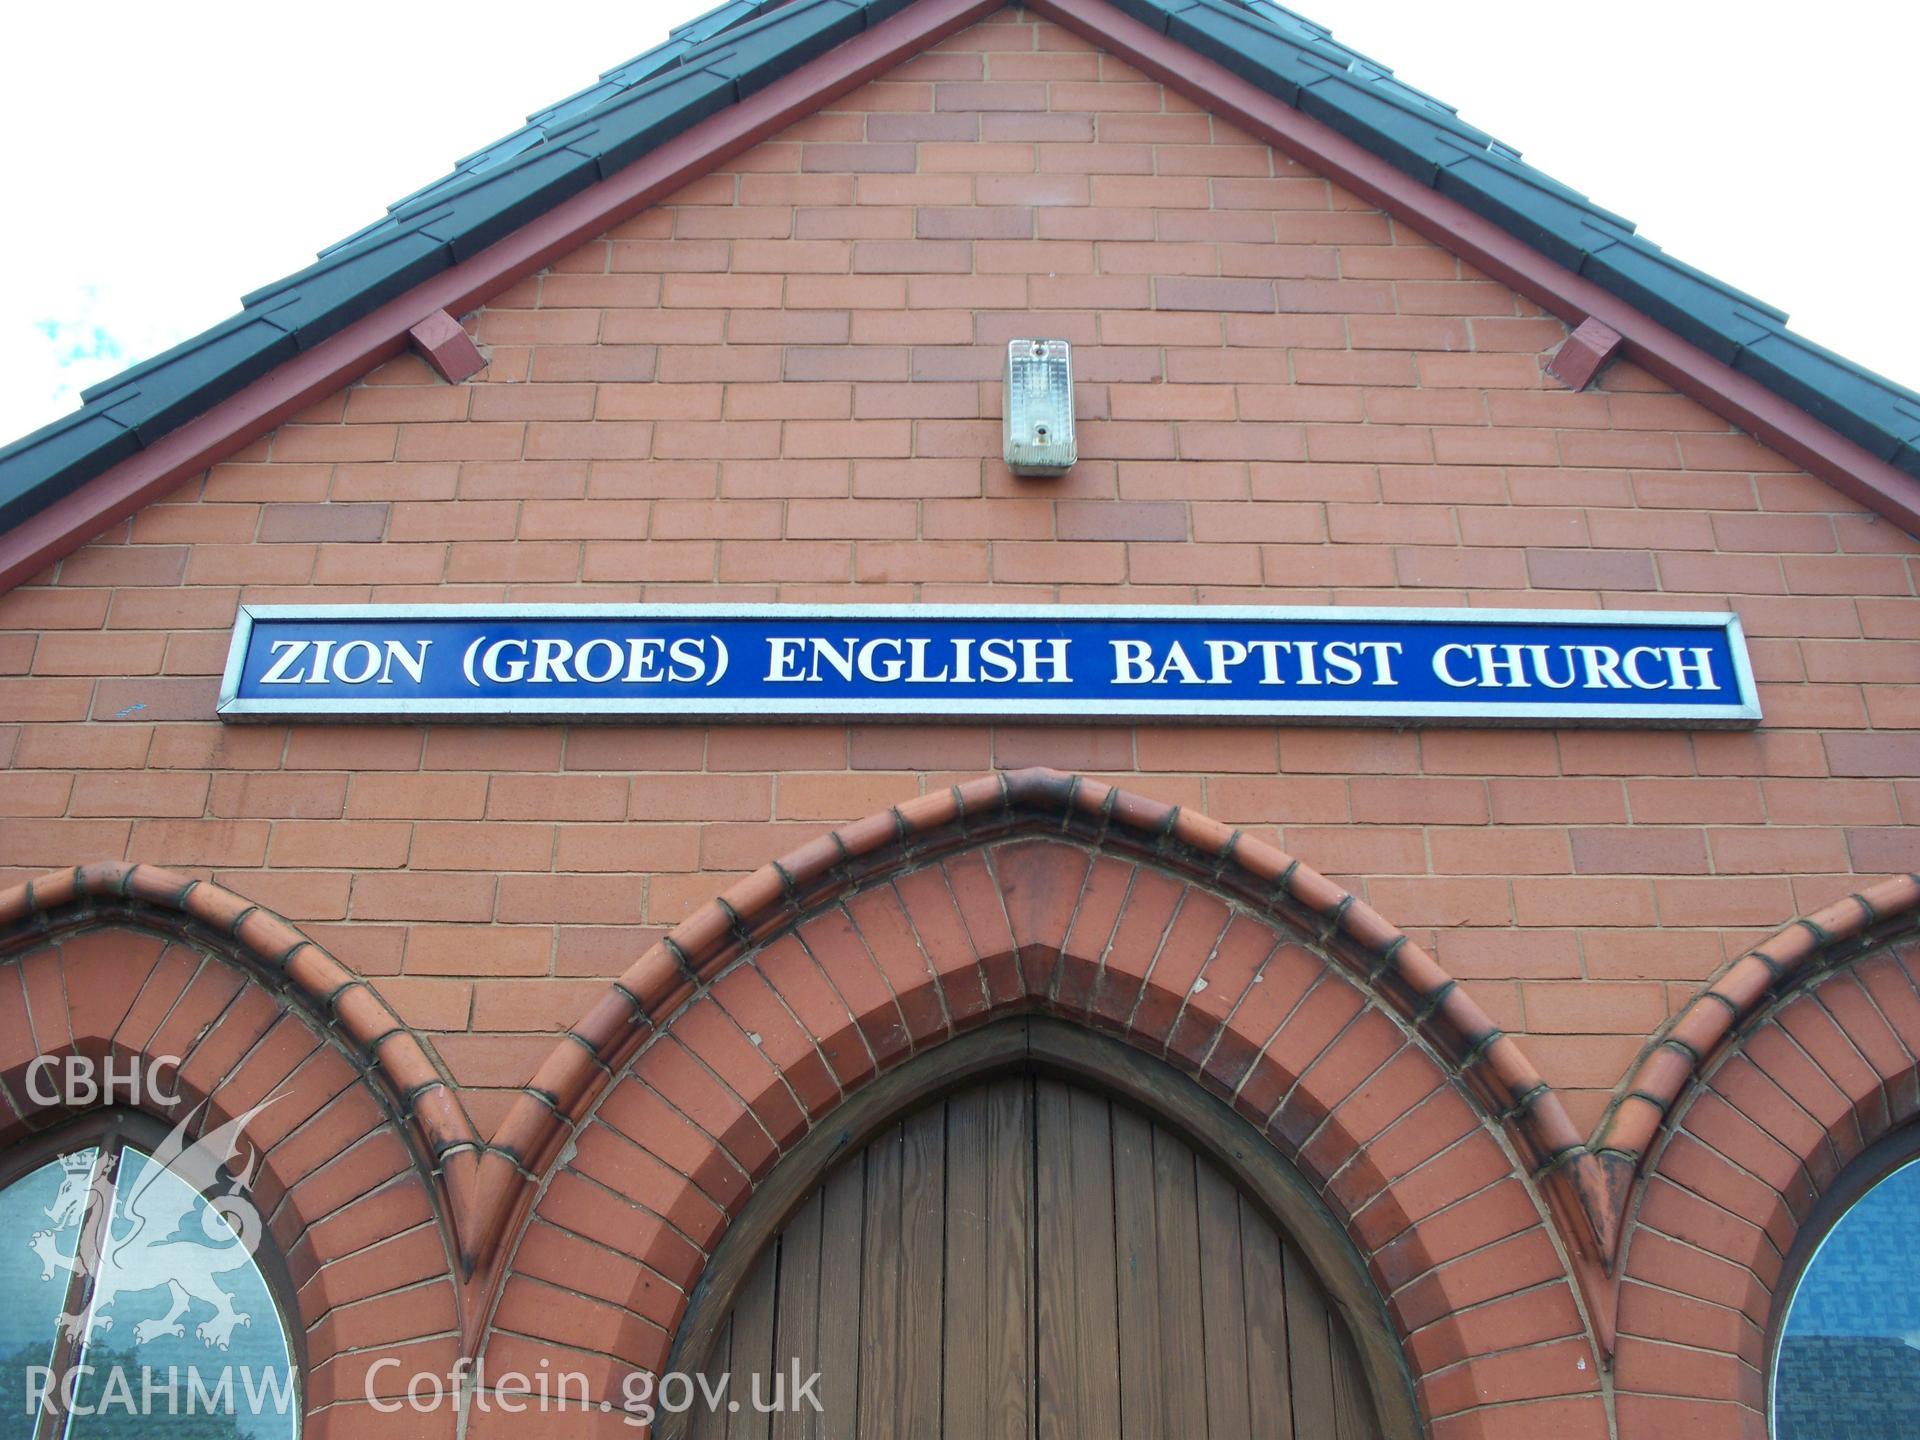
[0,861,474,1431]
[480,770,1594,1425]
[1609,891,1920,1436]
[1595,874,1920,1238]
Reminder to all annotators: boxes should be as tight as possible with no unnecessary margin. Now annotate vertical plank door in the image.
[693,1075,1385,1439]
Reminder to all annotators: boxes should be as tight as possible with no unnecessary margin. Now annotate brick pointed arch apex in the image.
[0,860,485,1266]
[477,767,1587,1302]
[1604,878,1920,1429]
[1591,870,1920,1249]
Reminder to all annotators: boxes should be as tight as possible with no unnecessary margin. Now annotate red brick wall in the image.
[2,6,1916,1143]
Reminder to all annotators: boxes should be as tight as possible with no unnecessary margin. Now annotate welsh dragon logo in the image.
[30,1098,278,1351]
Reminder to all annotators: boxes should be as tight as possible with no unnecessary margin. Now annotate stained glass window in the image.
[0,1117,298,1440]
[1773,1156,1920,1438]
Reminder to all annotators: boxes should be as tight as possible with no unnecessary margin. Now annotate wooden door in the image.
[690,1073,1386,1440]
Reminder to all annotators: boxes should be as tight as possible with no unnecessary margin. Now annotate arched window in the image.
[1772,1134,1920,1438]
[0,1112,300,1439]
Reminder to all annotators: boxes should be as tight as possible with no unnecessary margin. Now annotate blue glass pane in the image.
[63,1148,297,1440]
[1775,1157,1920,1438]
[0,1151,99,1440]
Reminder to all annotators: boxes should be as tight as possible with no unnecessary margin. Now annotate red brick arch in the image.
[1604,876,1920,1437]
[0,862,473,1440]
[475,770,1607,1439]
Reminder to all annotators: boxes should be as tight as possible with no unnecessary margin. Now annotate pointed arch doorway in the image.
[667,1018,1418,1439]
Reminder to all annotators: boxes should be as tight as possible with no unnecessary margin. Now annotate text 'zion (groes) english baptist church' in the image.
[1,2,1919,1436]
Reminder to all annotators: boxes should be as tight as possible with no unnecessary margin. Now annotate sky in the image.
[2,0,1916,444]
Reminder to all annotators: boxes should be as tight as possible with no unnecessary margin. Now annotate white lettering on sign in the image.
[1111,638,1403,687]
[764,636,1071,685]
[1431,643,1719,692]
[463,635,723,687]
[258,638,431,685]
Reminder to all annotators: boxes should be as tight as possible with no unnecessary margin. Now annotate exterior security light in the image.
[1003,339,1076,477]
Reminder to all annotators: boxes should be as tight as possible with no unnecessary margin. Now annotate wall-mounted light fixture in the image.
[1003,339,1076,477]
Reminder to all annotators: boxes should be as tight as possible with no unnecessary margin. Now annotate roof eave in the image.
[0,0,1002,593]
[1043,0,1920,528]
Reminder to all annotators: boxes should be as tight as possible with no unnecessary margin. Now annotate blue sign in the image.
[218,604,1760,726]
